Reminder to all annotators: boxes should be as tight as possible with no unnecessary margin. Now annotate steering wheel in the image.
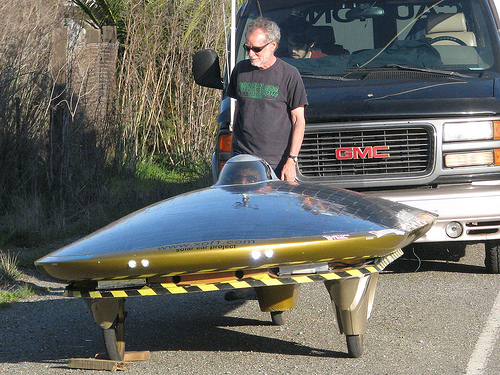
[430,36,467,46]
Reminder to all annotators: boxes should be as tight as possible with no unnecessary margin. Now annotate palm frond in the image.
[72,0,127,43]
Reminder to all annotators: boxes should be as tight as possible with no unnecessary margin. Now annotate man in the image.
[288,33,327,59]
[226,17,308,181]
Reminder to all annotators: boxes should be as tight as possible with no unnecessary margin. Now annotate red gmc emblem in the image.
[336,146,390,160]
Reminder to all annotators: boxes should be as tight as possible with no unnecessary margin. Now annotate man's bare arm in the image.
[281,105,305,181]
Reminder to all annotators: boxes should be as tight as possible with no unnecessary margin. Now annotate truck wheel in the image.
[485,241,500,274]
[346,334,363,358]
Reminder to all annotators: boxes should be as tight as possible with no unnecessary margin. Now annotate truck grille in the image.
[299,126,433,178]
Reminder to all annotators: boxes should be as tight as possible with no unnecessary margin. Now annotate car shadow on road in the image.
[124,293,345,358]
[386,243,487,274]
[0,290,346,366]
[386,258,486,274]
[127,315,343,358]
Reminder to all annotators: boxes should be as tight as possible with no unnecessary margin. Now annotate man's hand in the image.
[281,158,297,181]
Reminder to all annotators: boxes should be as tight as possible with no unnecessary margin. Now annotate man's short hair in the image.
[246,17,281,44]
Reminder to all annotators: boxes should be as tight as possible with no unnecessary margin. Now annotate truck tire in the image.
[485,241,500,274]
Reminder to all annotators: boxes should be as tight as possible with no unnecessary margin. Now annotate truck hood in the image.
[305,76,500,122]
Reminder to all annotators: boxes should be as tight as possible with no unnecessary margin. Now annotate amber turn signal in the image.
[219,134,233,153]
[495,149,500,165]
[494,121,500,140]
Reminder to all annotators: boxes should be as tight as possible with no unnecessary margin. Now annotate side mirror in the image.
[192,49,224,90]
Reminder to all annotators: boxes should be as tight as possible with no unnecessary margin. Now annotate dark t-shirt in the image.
[227,58,307,169]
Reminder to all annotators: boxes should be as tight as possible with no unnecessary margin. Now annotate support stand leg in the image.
[324,273,379,357]
[85,298,126,361]
[255,284,300,325]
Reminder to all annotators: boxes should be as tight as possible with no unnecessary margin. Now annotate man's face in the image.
[245,28,277,69]
[288,40,309,59]
[233,168,260,184]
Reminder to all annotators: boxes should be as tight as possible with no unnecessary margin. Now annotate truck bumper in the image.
[366,182,500,243]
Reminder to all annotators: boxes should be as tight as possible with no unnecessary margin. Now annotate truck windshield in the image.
[236,0,498,76]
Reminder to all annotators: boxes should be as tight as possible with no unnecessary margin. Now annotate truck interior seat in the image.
[425,13,477,46]
[313,26,349,55]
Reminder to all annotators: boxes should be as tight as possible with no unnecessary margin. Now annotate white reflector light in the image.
[445,151,494,168]
[443,122,493,142]
[445,221,463,238]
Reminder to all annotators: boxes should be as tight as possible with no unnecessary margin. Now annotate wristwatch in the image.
[288,155,298,163]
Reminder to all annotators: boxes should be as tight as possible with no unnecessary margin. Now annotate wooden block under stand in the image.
[67,358,130,371]
[68,351,150,371]
[95,351,151,361]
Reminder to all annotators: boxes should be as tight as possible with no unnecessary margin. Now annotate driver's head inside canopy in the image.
[216,155,277,185]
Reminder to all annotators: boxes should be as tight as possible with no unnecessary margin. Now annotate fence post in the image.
[48,24,118,213]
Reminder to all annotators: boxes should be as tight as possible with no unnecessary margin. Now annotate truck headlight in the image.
[443,121,497,142]
[444,151,494,167]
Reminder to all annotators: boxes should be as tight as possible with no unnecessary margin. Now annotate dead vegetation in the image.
[0,0,229,246]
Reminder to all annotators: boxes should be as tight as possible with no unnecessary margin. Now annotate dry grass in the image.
[0,250,34,308]
[0,0,228,245]
[118,0,228,167]
[0,251,23,284]
[0,1,59,199]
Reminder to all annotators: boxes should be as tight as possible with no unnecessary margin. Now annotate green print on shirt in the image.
[239,82,279,100]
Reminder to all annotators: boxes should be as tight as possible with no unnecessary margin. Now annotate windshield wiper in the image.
[301,74,356,81]
[384,64,472,78]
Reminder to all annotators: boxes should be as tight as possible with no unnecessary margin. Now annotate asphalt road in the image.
[1,243,499,375]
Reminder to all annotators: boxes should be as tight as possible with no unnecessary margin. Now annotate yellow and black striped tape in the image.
[65,249,403,298]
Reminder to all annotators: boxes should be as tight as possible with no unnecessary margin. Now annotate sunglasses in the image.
[243,41,271,53]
